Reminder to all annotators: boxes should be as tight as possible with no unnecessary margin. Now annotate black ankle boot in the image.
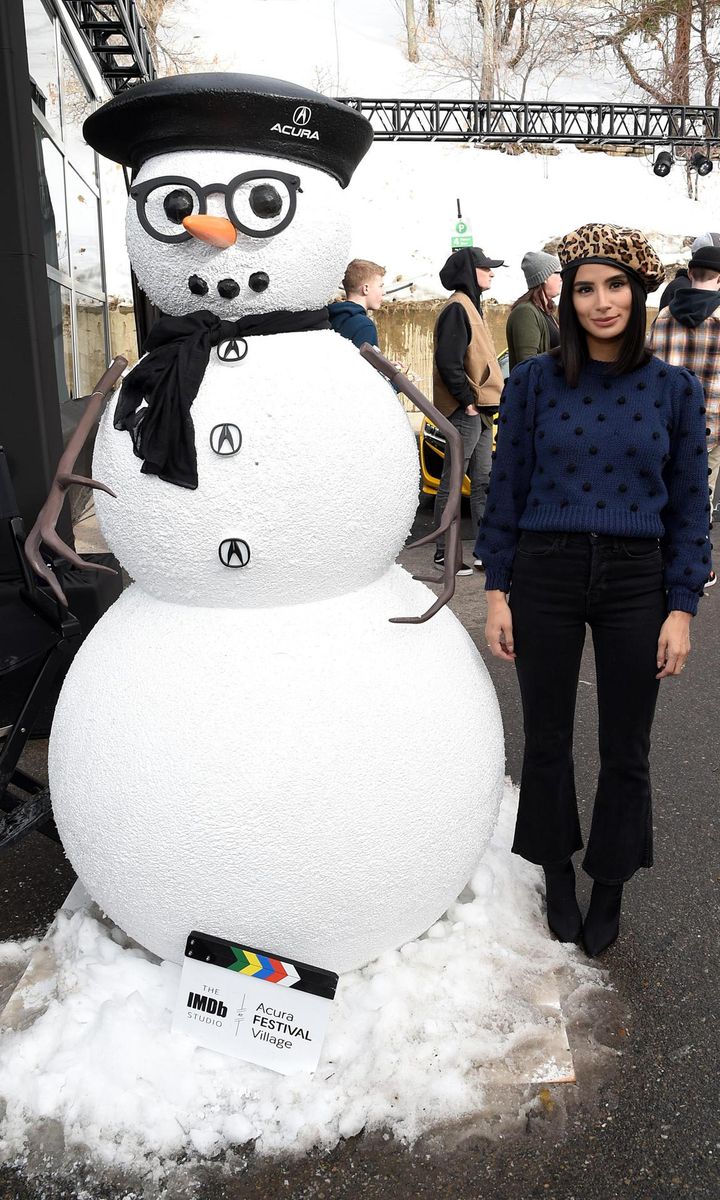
[543,860,583,943]
[583,881,624,957]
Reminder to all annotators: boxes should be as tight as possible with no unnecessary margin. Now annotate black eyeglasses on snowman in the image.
[130,169,303,244]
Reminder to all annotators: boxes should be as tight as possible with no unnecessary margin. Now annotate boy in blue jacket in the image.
[329,259,385,348]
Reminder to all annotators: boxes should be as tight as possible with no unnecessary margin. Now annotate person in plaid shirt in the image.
[649,243,720,587]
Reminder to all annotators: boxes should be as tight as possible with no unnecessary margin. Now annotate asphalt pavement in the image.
[1,499,718,1200]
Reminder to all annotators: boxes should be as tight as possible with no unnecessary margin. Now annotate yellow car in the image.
[419,350,508,497]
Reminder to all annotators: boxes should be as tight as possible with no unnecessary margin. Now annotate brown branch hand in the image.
[359,344,465,624]
[25,357,128,606]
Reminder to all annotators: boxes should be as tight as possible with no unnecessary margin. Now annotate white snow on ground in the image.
[0,782,607,1168]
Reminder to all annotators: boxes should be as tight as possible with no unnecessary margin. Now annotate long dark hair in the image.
[556,263,650,386]
[510,284,557,316]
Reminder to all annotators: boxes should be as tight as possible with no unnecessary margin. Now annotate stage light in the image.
[653,151,674,177]
[691,152,713,176]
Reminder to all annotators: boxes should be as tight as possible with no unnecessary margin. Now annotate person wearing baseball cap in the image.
[476,222,711,957]
[432,245,505,574]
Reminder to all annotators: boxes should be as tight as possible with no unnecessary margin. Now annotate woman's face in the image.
[571,262,633,358]
[543,272,562,300]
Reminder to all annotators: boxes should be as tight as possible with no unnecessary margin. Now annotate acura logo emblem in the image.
[218,539,251,568]
[210,423,242,455]
[293,105,312,126]
[217,337,248,363]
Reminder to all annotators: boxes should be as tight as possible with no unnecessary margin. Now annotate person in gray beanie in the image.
[506,250,562,370]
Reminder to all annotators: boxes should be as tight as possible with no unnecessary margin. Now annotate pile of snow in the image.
[0,783,607,1172]
[347,141,720,305]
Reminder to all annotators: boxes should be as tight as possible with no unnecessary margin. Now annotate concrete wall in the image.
[375,300,509,422]
[375,299,660,424]
[108,302,139,370]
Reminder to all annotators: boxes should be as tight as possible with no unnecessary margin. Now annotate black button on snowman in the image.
[218,538,251,567]
[216,338,248,363]
[210,423,242,455]
[49,74,504,975]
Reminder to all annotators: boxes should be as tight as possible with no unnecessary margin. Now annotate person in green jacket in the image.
[506,251,562,370]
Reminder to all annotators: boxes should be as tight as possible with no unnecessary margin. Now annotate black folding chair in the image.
[0,448,82,849]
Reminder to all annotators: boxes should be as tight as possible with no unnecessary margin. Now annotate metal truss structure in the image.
[62,0,155,93]
[338,98,720,149]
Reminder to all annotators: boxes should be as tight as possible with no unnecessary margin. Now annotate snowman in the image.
[48,74,504,974]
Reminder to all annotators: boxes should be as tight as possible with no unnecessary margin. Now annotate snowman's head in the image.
[126,149,350,316]
[83,73,373,316]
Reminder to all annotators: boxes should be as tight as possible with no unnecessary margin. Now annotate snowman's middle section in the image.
[94,330,419,607]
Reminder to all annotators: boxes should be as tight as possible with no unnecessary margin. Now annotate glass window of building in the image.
[67,166,104,294]
[75,294,107,396]
[25,0,111,467]
[22,0,125,514]
[34,121,69,274]
[60,42,97,185]
[48,279,74,412]
[23,0,61,132]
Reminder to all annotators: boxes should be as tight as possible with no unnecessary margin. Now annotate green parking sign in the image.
[451,218,473,249]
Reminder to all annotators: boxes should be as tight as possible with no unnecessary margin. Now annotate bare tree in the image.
[421,1,484,96]
[422,0,594,100]
[391,0,422,62]
[497,0,597,101]
[389,0,720,109]
[406,0,420,61]
[135,0,202,76]
[598,1,720,106]
[479,0,497,96]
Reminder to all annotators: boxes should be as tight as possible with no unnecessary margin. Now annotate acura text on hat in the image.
[271,104,320,142]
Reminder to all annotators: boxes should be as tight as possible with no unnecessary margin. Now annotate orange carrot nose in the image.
[182,215,237,248]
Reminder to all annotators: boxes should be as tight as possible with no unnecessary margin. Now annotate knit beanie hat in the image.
[688,244,720,273]
[691,231,720,253]
[521,250,561,289]
[557,223,665,293]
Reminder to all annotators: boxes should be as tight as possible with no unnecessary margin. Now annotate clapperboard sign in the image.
[172,931,338,1075]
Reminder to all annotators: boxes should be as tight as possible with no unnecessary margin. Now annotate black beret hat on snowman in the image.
[83,72,373,188]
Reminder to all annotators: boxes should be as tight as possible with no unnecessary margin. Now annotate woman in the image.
[475,223,711,956]
[506,251,562,369]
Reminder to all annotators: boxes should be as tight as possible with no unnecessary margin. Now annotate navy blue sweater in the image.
[476,353,712,615]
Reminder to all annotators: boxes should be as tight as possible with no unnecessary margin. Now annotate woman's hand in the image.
[656,611,692,679]
[465,403,480,417]
[485,592,516,661]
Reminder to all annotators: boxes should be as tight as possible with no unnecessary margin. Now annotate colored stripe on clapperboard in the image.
[184,931,338,1000]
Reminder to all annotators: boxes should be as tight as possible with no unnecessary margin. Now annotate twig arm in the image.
[359,344,465,623]
[25,356,128,605]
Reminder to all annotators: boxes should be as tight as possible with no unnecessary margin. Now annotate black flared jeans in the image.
[509,531,667,884]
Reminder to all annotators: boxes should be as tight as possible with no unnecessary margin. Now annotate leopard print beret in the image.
[557,223,666,293]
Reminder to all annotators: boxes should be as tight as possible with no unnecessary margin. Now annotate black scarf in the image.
[114,307,330,489]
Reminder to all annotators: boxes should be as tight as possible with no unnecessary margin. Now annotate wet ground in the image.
[1,501,718,1199]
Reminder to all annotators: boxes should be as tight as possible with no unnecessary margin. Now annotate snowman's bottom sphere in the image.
[49,569,504,973]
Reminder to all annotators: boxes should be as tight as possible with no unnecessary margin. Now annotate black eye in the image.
[249,184,283,219]
[163,188,195,225]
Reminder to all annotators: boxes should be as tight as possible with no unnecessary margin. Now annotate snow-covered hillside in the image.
[101,0,720,306]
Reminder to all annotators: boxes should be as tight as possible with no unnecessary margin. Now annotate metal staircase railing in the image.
[62,0,155,93]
